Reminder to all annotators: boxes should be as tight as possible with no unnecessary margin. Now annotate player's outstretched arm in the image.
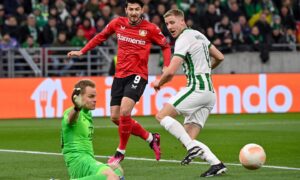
[150,24,171,67]
[209,44,224,69]
[161,44,171,67]
[67,50,83,58]
[153,56,183,91]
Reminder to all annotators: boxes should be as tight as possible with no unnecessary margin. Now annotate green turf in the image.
[0,113,300,179]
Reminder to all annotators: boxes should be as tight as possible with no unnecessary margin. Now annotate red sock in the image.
[131,119,150,140]
[118,116,133,150]
[112,119,150,141]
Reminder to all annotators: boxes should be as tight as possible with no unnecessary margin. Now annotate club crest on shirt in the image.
[139,30,147,37]
[120,25,125,30]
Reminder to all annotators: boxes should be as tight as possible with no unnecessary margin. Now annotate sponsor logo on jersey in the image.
[117,33,146,45]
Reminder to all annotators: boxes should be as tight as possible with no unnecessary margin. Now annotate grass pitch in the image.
[0,113,300,179]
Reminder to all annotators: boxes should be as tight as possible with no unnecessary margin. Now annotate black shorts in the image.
[110,74,147,106]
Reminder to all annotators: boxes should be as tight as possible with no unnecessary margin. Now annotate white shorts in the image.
[168,87,216,128]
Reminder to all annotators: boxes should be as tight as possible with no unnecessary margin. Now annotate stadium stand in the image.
[0,0,299,77]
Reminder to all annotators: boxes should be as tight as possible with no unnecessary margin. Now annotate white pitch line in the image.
[1,149,300,171]
[93,121,300,129]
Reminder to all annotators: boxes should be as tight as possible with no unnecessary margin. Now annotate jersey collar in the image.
[82,108,90,113]
[128,17,143,26]
[177,27,189,39]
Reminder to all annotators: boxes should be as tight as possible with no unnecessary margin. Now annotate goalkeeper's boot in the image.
[200,162,227,177]
[108,151,124,165]
[181,146,204,165]
[149,133,161,161]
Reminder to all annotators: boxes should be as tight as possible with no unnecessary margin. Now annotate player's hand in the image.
[72,88,82,110]
[153,80,161,91]
[67,51,83,58]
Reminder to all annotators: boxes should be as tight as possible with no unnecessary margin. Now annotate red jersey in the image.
[80,17,171,80]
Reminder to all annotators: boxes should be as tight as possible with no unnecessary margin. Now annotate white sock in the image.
[146,133,153,143]
[194,140,221,165]
[117,148,125,154]
[160,116,197,150]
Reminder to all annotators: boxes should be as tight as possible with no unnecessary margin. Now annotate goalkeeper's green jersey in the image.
[61,107,94,161]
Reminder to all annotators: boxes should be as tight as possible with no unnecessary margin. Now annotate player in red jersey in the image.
[67,0,171,165]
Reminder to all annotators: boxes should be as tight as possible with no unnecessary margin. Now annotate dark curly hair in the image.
[125,0,144,8]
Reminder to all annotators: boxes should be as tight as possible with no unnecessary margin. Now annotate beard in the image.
[127,14,142,25]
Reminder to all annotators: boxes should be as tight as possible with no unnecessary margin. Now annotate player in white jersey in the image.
[153,9,227,177]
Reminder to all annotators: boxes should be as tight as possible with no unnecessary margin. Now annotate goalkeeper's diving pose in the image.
[61,79,124,180]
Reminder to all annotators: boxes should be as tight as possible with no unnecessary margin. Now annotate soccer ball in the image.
[239,143,266,170]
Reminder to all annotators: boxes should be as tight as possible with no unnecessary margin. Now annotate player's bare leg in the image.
[184,123,201,139]
[101,168,120,180]
[110,105,121,125]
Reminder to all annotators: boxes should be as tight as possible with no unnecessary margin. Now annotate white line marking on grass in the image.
[1,149,300,171]
[94,121,300,129]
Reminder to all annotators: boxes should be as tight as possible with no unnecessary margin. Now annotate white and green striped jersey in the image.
[174,28,214,92]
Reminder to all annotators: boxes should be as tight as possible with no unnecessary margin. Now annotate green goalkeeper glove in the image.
[72,88,82,111]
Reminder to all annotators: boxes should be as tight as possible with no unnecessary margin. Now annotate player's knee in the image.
[111,119,119,126]
[102,169,119,180]
[106,173,119,180]
[111,115,120,125]
[120,107,131,116]
[155,113,164,122]
[120,111,131,116]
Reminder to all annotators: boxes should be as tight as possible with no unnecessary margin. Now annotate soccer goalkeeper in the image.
[61,79,124,180]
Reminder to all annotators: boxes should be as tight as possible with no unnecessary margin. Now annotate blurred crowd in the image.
[0,0,299,53]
